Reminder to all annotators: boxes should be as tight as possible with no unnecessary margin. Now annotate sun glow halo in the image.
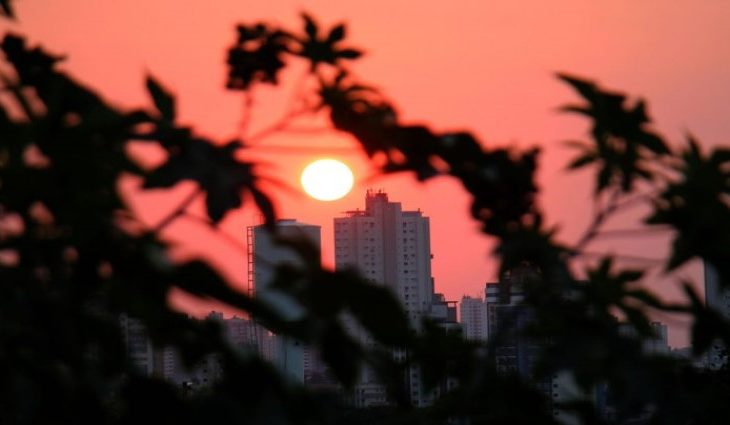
[300,159,354,201]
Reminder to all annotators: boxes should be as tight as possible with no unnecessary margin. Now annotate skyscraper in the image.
[334,190,435,406]
[248,219,322,382]
[334,190,433,325]
[460,295,488,341]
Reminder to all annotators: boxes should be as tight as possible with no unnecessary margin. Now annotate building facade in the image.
[460,295,488,341]
[248,219,322,383]
[704,262,728,369]
[119,313,155,375]
[335,190,433,324]
[334,190,436,406]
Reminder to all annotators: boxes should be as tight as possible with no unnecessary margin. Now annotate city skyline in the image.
[4,3,728,423]
[13,1,728,348]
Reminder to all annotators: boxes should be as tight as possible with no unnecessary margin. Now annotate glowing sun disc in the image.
[300,159,354,201]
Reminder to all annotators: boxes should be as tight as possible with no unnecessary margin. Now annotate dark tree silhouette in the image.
[1,6,730,425]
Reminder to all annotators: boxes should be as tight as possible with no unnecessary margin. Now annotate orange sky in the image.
[7,1,730,346]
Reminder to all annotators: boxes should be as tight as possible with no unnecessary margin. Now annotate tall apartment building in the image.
[334,190,433,324]
[485,264,589,425]
[486,266,647,424]
[485,269,540,378]
[460,295,488,341]
[119,314,155,375]
[248,219,322,383]
[334,190,435,407]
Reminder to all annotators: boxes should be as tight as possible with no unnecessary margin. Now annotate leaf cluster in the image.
[560,74,670,194]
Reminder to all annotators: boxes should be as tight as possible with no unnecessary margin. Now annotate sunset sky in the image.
[8,1,730,346]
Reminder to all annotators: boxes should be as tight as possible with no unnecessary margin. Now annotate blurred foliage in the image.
[2,7,730,425]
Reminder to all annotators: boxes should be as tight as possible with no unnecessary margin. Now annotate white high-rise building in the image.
[460,295,488,341]
[334,190,435,406]
[334,190,433,324]
[248,219,322,383]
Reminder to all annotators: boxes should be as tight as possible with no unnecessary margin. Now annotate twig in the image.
[238,90,255,139]
[612,191,657,211]
[247,145,357,154]
[278,126,332,134]
[594,225,672,239]
[573,188,622,254]
[247,106,308,144]
[579,251,664,265]
[572,188,658,255]
[247,71,314,144]
[153,187,202,232]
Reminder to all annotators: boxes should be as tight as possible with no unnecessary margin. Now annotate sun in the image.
[300,159,354,201]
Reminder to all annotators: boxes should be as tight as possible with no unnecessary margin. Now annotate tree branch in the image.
[594,225,672,240]
[246,71,313,144]
[572,188,658,255]
[578,250,664,265]
[238,89,255,139]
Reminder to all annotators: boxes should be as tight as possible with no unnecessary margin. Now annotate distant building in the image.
[430,293,458,326]
[247,219,322,383]
[616,321,670,355]
[671,346,709,369]
[485,264,595,425]
[119,311,278,391]
[119,314,155,375]
[427,293,461,400]
[705,261,729,369]
[485,265,541,379]
[222,314,276,362]
[334,190,436,407]
[648,322,669,354]
[460,295,488,341]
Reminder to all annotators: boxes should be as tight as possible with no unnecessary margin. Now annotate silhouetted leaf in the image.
[1,34,64,87]
[250,186,276,229]
[647,138,730,282]
[146,75,176,122]
[226,24,291,90]
[320,323,361,388]
[338,48,362,59]
[566,152,596,170]
[297,15,361,69]
[144,139,261,223]
[0,0,14,19]
[327,24,346,43]
[345,277,413,346]
[302,13,318,38]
